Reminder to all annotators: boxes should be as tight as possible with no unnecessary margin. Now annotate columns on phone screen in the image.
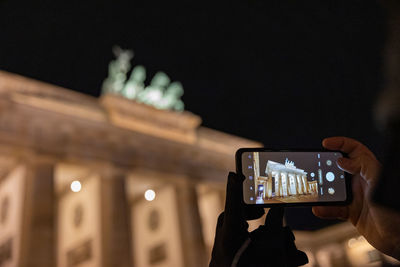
[255,170,318,201]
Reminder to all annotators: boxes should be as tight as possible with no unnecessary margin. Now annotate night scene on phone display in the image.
[242,152,347,204]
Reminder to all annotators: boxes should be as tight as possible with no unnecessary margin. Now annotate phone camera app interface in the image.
[242,152,346,204]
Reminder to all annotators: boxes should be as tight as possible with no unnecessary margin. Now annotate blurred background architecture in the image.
[0,71,398,267]
[0,71,254,267]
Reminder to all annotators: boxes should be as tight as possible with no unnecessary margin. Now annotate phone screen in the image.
[240,151,349,205]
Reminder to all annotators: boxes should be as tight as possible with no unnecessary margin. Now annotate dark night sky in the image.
[0,0,387,229]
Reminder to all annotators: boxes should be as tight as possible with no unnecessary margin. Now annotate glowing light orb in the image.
[70,181,82,193]
[144,189,156,201]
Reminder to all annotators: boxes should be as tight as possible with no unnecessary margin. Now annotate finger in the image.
[264,207,284,228]
[338,155,381,185]
[312,206,349,220]
[337,157,361,175]
[224,172,248,231]
[322,137,375,158]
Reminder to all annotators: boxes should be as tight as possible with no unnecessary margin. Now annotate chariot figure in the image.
[157,81,184,111]
[137,72,170,106]
[122,65,146,99]
[101,46,133,95]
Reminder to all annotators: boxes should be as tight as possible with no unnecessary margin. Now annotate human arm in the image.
[312,136,400,259]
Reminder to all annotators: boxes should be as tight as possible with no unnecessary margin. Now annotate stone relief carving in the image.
[73,203,84,228]
[148,209,160,232]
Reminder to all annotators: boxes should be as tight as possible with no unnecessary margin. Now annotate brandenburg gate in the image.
[0,71,260,267]
[253,152,318,202]
[0,71,393,267]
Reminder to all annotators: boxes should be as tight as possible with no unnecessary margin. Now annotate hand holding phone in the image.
[313,137,400,260]
[210,172,308,267]
[236,149,352,207]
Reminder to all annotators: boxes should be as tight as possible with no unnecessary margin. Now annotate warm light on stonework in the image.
[70,181,82,193]
[144,189,156,201]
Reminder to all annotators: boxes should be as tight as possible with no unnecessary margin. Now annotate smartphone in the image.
[236,148,352,207]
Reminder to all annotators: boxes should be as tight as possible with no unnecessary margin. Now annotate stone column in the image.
[282,172,288,197]
[262,181,267,199]
[19,157,55,267]
[309,182,316,194]
[289,173,297,196]
[279,172,284,196]
[296,174,303,195]
[288,173,293,195]
[176,181,207,267]
[55,162,132,267]
[275,172,281,197]
[100,168,132,267]
[267,172,273,198]
[302,175,308,194]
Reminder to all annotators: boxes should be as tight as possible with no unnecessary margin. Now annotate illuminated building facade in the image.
[0,71,397,267]
[253,152,318,203]
[0,71,260,267]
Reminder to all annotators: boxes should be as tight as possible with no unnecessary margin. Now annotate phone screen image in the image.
[239,151,349,205]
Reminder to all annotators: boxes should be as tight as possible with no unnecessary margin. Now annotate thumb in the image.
[224,172,248,232]
[264,207,284,229]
